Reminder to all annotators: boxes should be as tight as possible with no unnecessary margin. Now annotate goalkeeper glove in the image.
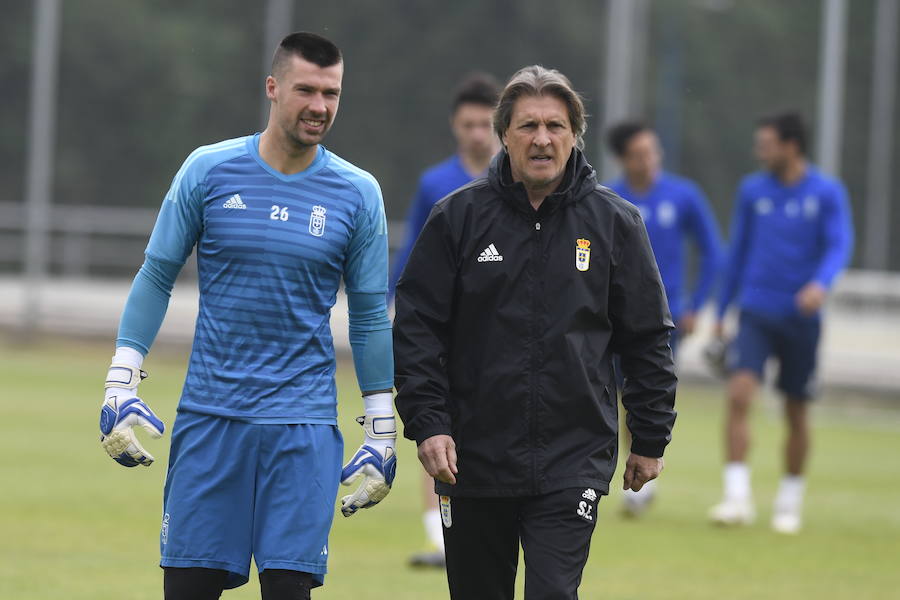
[100,358,165,467]
[702,337,729,379]
[340,393,397,517]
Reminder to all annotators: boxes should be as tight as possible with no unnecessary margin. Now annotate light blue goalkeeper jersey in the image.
[143,134,389,423]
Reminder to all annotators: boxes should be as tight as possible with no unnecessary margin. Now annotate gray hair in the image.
[494,65,587,149]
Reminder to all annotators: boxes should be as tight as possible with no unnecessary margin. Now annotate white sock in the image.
[724,462,751,501]
[423,509,444,552]
[774,475,805,513]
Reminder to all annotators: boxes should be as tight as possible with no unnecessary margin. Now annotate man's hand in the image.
[417,434,458,485]
[100,364,165,467]
[796,281,827,315]
[677,311,698,336]
[622,453,664,492]
[340,412,398,517]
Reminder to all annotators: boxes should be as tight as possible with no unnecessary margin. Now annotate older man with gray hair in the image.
[393,65,677,599]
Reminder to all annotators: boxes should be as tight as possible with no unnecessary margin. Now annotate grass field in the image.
[1,336,899,599]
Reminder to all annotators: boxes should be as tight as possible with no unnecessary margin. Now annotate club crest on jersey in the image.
[308,205,327,237]
[575,238,591,272]
[440,495,452,528]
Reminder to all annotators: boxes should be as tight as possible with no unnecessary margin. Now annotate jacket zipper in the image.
[530,218,541,493]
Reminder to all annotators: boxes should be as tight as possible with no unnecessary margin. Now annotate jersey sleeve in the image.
[343,178,389,294]
[814,181,854,288]
[117,150,207,354]
[716,182,754,319]
[388,177,432,297]
[145,153,206,265]
[343,177,393,394]
[682,183,723,313]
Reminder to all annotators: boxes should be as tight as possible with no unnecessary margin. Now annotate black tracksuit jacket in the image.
[394,148,677,497]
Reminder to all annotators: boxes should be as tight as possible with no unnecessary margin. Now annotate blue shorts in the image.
[160,412,343,589]
[728,310,821,400]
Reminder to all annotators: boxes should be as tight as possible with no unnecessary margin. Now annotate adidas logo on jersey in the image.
[582,488,597,502]
[477,243,503,262]
[223,194,246,209]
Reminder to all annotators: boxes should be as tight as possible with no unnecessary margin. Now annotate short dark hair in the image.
[757,111,808,154]
[271,32,342,76]
[451,73,500,114]
[606,120,652,157]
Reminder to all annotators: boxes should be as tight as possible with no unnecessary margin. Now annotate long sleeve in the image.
[684,186,723,313]
[716,187,754,319]
[388,180,433,298]
[393,204,457,444]
[116,256,183,354]
[609,210,678,458]
[343,177,394,394]
[347,291,393,394]
[117,154,205,354]
[813,182,854,288]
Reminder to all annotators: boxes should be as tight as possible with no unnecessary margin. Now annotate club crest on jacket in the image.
[575,238,591,272]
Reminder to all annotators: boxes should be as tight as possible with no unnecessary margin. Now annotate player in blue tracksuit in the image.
[388,74,500,299]
[606,121,723,516]
[387,74,500,568]
[98,33,397,599]
[709,112,853,534]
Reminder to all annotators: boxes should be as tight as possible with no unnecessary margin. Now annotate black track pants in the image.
[441,488,600,600]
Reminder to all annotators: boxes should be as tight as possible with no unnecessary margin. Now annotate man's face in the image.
[451,103,496,159]
[620,130,662,182]
[754,125,792,172]
[502,94,576,190]
[267,55,343,148]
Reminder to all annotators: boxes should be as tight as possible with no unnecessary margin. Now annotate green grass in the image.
[1,336,898,599]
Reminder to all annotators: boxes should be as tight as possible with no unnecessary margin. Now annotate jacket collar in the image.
[488,147,597,216]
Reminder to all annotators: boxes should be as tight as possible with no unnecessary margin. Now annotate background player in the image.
[388,73,501,298]
[710,111,853,534]
[606,121,723,516]
[389,73,500,568]
[98,32,397,599]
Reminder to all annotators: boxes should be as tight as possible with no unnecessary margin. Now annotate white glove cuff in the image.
[361,392,396,441]
[105,364,147,390]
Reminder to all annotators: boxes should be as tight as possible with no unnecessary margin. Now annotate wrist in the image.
[359,392,397,450]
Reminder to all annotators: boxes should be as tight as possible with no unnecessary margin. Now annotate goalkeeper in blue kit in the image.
[98,32,396,599]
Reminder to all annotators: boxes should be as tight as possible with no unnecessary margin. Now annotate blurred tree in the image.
[1,0,896,268]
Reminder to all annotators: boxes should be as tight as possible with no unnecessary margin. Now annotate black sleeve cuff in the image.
[630,439,667,459]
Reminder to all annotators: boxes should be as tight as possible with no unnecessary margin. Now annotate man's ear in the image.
[265,75,277,101]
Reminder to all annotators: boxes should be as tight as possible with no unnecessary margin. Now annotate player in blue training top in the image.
[606,121,723,516]
[388,73,500,299]
[98,32,397,599]
[709,112,853,534]
[388,73,500,569]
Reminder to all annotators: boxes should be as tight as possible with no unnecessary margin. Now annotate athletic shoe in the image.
[709,497,756,526]
[771,509,802,534]
[621,479,657,518]
[408,548,445,569]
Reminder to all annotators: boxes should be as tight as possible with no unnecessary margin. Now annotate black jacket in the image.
[394,149,677,497]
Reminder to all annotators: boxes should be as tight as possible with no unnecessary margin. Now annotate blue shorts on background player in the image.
[98,32,398,600]
[710,111,853,535]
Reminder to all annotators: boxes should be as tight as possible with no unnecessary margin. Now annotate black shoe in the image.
[408,549,445,569]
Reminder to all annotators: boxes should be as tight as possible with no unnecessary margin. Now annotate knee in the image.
[727,372,757,415]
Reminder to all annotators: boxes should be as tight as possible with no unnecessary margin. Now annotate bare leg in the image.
[725,370,759,463]
[783,399,809,476]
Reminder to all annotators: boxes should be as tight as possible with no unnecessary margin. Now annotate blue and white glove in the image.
[100,357,165,467]
[340,393,397,517]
